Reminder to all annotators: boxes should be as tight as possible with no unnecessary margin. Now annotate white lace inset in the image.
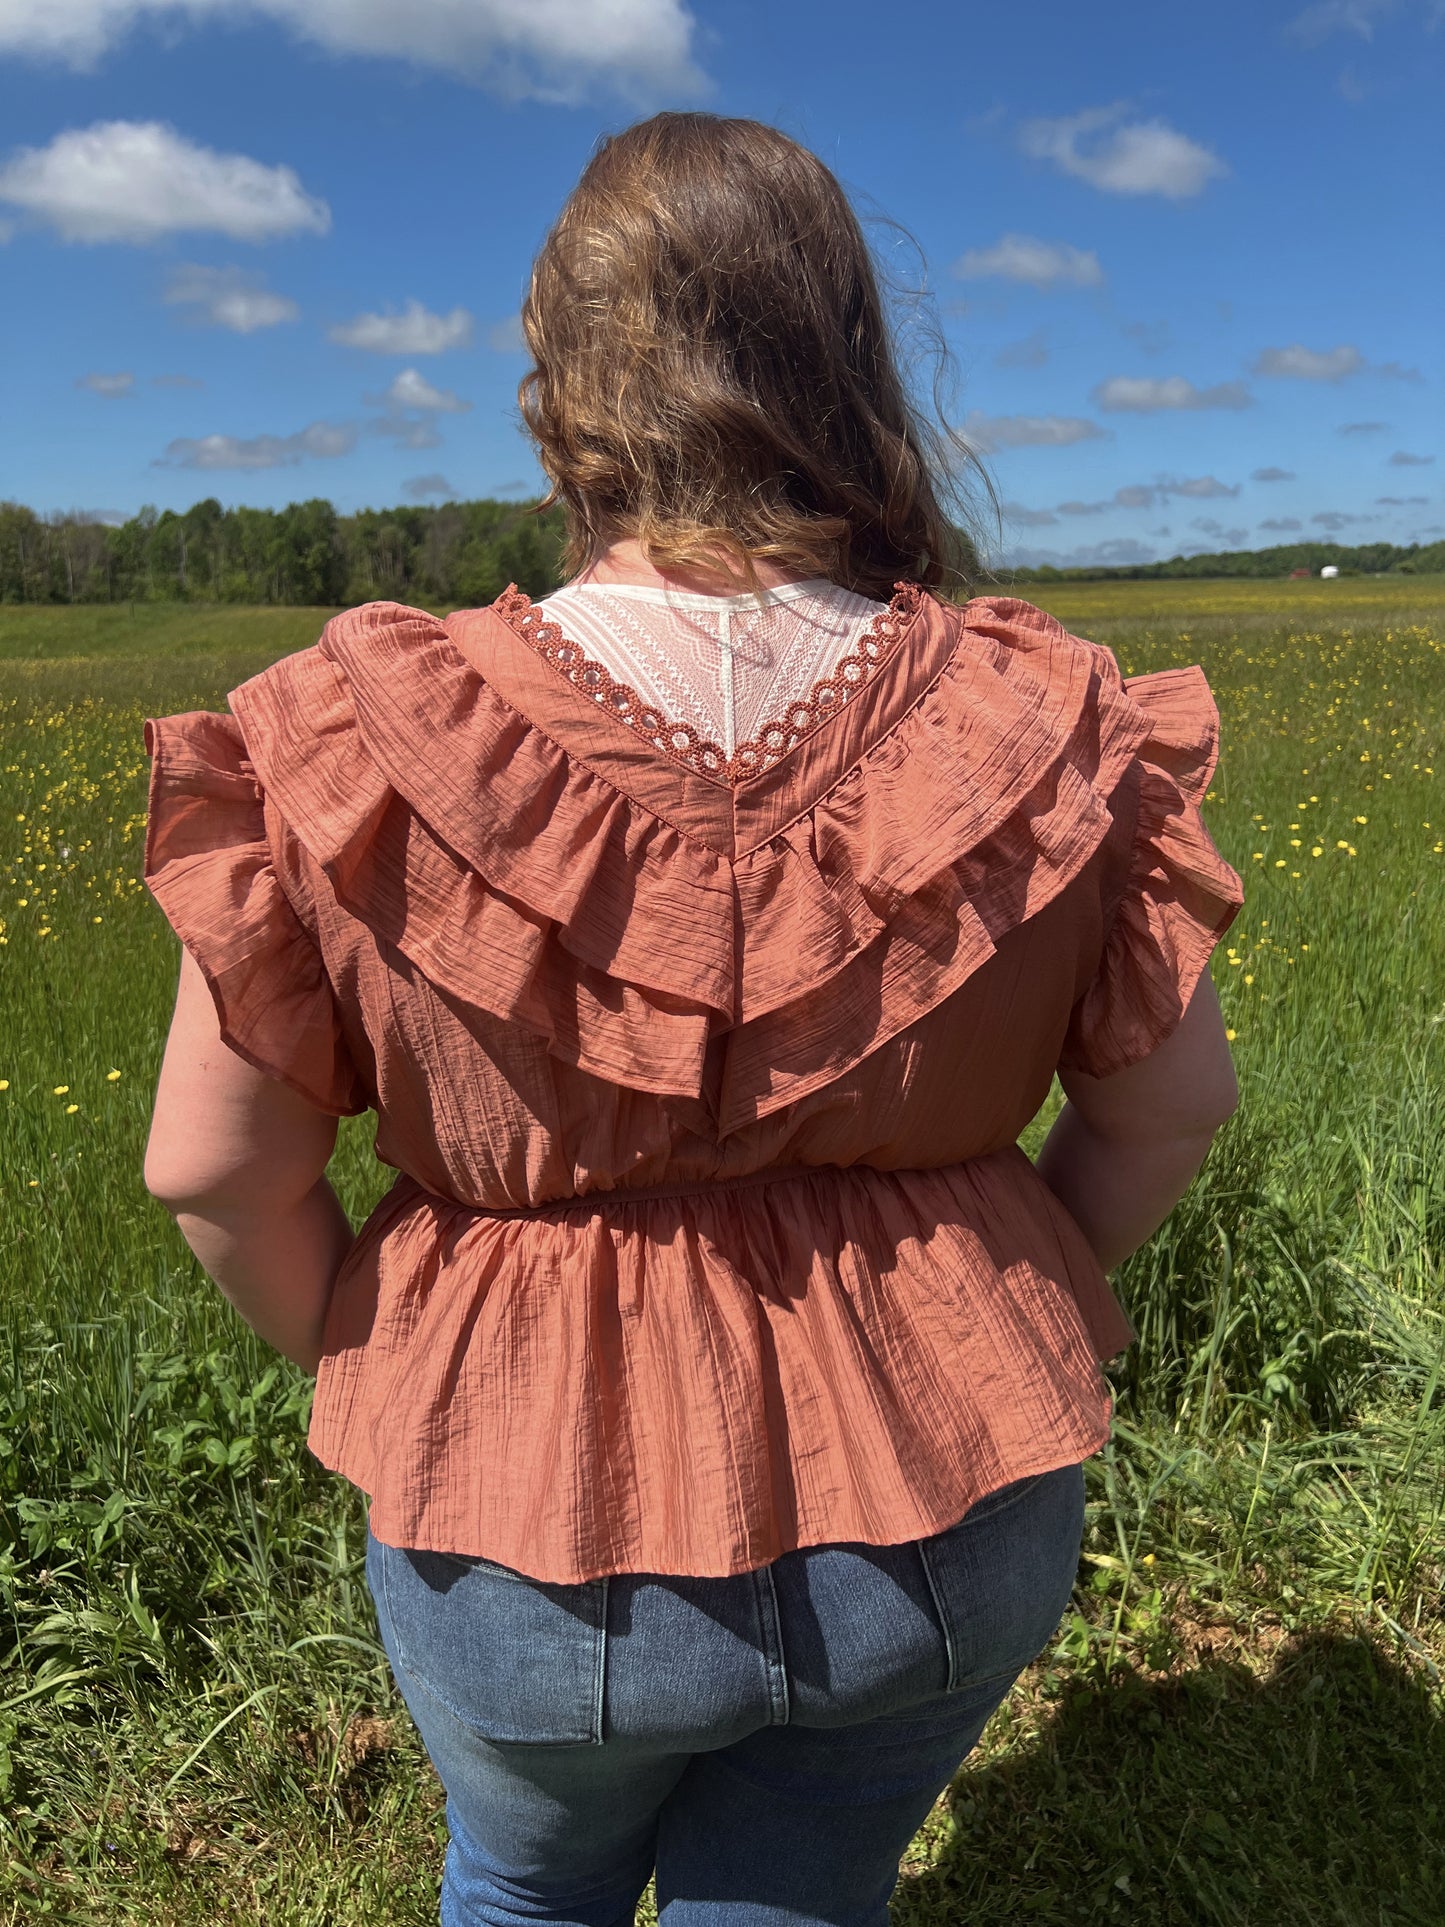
[535,578,890,760]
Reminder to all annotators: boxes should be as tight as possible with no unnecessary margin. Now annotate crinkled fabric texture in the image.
[142,588,1243,1584]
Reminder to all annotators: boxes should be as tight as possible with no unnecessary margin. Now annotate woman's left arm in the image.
[144,946,358,1374]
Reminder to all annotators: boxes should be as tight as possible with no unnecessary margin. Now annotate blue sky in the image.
[0,0,1440,567]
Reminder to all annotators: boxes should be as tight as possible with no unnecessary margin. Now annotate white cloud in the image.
[1019,105,1227,199]
[953,233,1103,289]
[1252,465,1295,481]
[1339,420,1387,435]
[165,263,298,332]
[0,0,705,103]
[1057,499,1109,516]
[76,369,134,396]
[487,313,527,353]
[1093,375,1252,412]
[1252,342,1365,381]
[1377,494,1430,505]
[963,410,1109,450]
[372,368,470,413]
[330,299,474,354]
[1001,502,1059,527]
[1171,475,1241,498]
[1259,517,1304,531]
[1376,359,1424,382]
[403,473,458,500]
[1390,450,1436,465]
[1312,510,1368,528]
[0,121,329,243]
[157,420,356,469]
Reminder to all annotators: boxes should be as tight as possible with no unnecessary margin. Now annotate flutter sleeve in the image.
[1057,663,1245,1081]
[142,709,370,1116]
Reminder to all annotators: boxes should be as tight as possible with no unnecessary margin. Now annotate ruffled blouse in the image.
[142,585,1243,1584]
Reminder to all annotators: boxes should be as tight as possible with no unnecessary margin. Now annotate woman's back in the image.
[144,574,1240,1581]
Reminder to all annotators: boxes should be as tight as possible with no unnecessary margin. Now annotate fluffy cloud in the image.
[1252,465,1295,481]
[952,234,1103,289]
[1057,500,1109,516]
[157,420,356,469]
[165,264,298,332]
[1312,510,1368,529]
[364,367,471,450]
[1389,450,1435,465]
[1259,517,1304,531]
[371,368,470,414]
[0,121,328,243]
[1093,375,1252,412]
[1001,502,1060,527]
[403,473,458,500]
[1252,342,1364,381]
[329,299,474,354]
[963,410,1109,450]
[76,370,134,397]
[0,0,705,103]
[1019,105,1227,199]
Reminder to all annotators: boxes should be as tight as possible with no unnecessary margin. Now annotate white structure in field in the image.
[1320,565,1340,578]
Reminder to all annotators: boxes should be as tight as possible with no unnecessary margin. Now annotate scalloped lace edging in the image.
[493,579,927,786]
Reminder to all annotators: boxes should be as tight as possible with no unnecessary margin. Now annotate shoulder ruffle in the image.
[225,592,1238,1133]
[1057,661,1243,1080]
[142,710,370,1116]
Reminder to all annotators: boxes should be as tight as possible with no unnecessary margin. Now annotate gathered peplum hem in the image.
[308,1153,1132,1585]
[217,589,1242,1132]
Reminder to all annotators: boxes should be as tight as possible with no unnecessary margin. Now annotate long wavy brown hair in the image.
[518,113,986,600]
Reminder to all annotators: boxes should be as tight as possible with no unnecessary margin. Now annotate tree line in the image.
[0,497,568,607]
[1011,536,1445,584]
[1,498,1440,606]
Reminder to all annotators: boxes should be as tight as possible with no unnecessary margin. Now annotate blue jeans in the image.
[366,1461,1086,1927]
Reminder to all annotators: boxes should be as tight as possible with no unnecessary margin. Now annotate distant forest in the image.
[1,496,1441,605]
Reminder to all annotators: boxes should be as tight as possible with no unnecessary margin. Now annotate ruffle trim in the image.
[222,592,1242,1132]
[1058,663,1244,1078]
[142,712,370,1117]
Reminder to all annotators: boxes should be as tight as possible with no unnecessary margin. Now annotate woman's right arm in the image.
[1034,971,1239,1273]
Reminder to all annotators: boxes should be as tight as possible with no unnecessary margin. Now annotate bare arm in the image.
[145,945,356,1374]
[1035,971,1238,1272]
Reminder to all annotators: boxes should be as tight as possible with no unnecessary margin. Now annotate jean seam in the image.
[751,1563,790,1726]
[592,1575,609,1746]
[914,1541,959,1693]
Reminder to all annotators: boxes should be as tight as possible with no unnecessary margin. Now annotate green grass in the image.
[2,580,1443,1924]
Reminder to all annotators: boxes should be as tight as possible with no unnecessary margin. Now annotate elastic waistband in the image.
[401,1161,841,1221]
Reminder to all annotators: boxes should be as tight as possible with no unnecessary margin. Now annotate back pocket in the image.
[373,1539,608,1745]
[916,1463,1085,1695]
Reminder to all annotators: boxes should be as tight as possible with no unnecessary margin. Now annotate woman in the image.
[142,113,1243,1927]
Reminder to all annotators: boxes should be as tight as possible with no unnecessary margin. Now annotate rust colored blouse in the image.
[142,585,1243,1584]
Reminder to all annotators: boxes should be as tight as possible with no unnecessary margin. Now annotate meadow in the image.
[1,575,1442,1925]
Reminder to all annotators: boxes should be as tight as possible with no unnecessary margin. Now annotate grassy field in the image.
[2,577,1442,1925]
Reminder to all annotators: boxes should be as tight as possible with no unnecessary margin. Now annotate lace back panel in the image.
[525,578,897,781]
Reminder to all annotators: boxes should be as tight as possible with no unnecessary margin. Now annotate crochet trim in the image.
[492,578,927,787]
